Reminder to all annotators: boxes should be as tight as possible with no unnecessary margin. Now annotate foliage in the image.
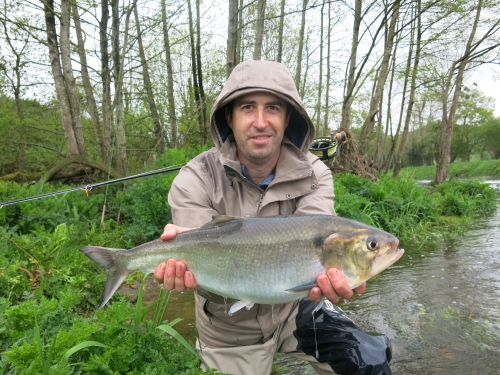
[477,117,500,159]
[399,159,500,180]
[0,95,64,176]
[0,293,219,374]
[120,147,208,244]
[1,159,498,373]
[334,173,498,242]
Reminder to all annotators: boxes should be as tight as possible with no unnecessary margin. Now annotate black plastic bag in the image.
[294,299,392,375]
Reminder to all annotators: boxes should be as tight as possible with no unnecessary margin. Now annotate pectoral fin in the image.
[228,300,255,315]
[284,281,318,293]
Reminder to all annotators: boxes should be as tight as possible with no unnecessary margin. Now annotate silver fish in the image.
[80,215,403,314]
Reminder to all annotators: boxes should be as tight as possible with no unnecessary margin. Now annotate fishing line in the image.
[0,164,185,208]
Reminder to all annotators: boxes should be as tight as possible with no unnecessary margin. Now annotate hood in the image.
[210,60,315,153]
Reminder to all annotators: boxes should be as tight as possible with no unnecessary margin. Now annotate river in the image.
[130,179,500,374]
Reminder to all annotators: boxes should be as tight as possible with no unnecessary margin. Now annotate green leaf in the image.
[156,324,201,360]
[63,341,111,361]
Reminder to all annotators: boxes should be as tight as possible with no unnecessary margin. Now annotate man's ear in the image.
[225,107,233,129]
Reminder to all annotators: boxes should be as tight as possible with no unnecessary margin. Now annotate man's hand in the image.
[309,268,366,304]
[154,224,198,292]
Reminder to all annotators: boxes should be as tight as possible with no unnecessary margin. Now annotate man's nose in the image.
[254,107,267,129]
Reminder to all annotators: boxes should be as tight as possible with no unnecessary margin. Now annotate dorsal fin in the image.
[202,215,241,227]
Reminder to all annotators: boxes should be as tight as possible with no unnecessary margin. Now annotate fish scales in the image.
[80,215,404,311]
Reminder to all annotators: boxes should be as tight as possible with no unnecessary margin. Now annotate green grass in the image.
[0,154,498,373]
[399,159,500,180]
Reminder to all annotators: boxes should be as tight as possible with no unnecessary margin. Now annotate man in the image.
[154,60,392,375]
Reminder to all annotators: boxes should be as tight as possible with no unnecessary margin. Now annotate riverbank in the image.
[1,150,498,373]
[398,159,500,180]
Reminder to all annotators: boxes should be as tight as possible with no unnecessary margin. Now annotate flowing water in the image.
[129,179,500,374]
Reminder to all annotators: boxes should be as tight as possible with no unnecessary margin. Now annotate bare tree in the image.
[359,0,400,154]
[226,0,238,77]
[161,0,177,148]
[42,0,80,156]
[314,2,324,133]
[134,5,164,155]
[72,1,105,161]
[187,0,207,144]
[341,0,362,130]
[294,0,308,93]
[393,0,422,177]
[0,1,28,171]
[60,0,86,156]
[100,0,113,164]
[277,0,285,62]
[436,0,500,184]
[112,0,127,173]
[195,0,207,144]
[253,0,266,60]
[322,0,331,134]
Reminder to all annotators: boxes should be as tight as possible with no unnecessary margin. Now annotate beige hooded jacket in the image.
[167,60,336,346]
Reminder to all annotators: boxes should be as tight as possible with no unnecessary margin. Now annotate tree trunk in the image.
[381,17,405,172]
[112,0,127,173]
[195,0,207,144]
[436,0,482,184]
[323,0,331,134]
[187,0,205,144]
[1,15,27,172]
[134,5,164,156]
[379,53,396,171]
[236,0,243,64]
[341,0,361,130]
[294,0,308,92]
[315,2,324,133]
[226,0,238,77]
[100,0,113,166]
[253,0,266,60]
[72,0,105,161]
[161,0,177,148]
[43,0,79,155]
[359,0,400,154]
[394,0,422,177]
[60,0,87,156]
[277,0,285,62]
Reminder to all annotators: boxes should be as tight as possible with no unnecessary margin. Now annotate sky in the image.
[469,64,500,117]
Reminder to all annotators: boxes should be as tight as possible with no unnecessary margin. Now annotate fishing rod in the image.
[0,164,185,208]
[1,131,347,209]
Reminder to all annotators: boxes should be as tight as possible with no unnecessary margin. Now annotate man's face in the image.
[226,92,290,167]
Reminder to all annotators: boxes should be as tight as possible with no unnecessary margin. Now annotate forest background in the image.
[0,0,500,185]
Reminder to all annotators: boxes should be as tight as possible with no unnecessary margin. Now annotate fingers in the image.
[314,268,363,304]
[160,224,178,241]
[160,224,196,241]
[153,261,168,283]
[153,259,198,292]
[353,282,366,295]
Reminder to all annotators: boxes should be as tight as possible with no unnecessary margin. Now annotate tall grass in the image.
[334,173,498,242]
[1,152,498,373]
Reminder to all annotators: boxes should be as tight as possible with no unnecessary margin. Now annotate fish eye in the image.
[366,237,379,251]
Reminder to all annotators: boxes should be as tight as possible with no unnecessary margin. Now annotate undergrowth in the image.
[0,149,498,373]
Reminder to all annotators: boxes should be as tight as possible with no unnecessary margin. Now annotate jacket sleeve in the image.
[293,156,336,216]
[167,160,219,228]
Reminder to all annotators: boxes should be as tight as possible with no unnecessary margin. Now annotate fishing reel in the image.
[309,131,346,161]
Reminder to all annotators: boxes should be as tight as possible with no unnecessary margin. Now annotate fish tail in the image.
[80,246,131,310]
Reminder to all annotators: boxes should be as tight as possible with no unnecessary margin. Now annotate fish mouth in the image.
[371,247,404,277]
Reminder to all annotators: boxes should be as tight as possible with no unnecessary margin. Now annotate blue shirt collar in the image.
[241,164,275,190]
